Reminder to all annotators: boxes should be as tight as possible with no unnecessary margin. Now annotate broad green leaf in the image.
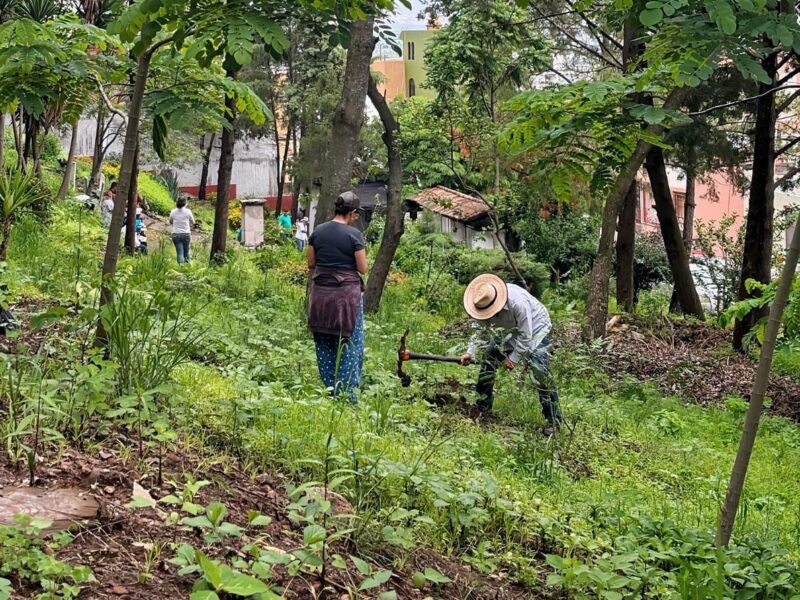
[424,567,451,584]
[189,591,219,600]
[639,7,663,26]
[219,566,270,596]
[359,569,392,591]
[196,551,223,590]
[351,555,372,576]
[303,524,326,546]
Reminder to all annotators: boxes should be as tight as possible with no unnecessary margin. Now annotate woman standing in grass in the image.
[307,192,367,400]
[169,198,195,264]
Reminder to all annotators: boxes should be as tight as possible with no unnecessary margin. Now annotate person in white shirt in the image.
[169,198,195,264]
[460,274,563,433]
[100,182,116,227]
[294,216,309,251]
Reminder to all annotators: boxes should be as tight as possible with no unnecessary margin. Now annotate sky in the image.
[390,0,428,31]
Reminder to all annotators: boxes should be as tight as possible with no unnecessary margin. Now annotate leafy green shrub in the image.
[40,133,62,165]
[138,172,174,216]
[546,515,800,599]
[0,515,93,599]
[632,231,672,298]
[518,209,599,282]
[448,246,549,297]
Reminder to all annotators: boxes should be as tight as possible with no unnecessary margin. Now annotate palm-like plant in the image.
[0,169,47,260]
[14,0,58,21]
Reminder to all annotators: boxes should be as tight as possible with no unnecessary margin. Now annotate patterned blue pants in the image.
[313,300,364,401]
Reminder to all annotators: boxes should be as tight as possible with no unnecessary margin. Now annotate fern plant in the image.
[0,169,48,260]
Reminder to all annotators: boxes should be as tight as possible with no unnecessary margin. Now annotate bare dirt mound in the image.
[1,440,533,599]
[556,315,800,420]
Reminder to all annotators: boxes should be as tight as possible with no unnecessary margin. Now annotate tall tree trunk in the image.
[124,141,139,253]
[364,77,404,313]
[198,133,215,201]
[316,17,376,226]
[32,126,42,178]
[57,124,79,200]
[734,51,778,350]
[645,147,704,318]
[210,65,238,264]
[615,181,637,311]
[584,88,688,339]
[615,16,643,313]
[717,212,800,546]
[96,49,156,346]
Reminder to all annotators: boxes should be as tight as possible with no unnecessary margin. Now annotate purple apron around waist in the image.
[308,266,363,337]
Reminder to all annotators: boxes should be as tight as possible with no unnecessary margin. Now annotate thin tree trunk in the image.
[0,112,5,171]
[274,117,293,218]
[89,103,106,192]
[645,147,704,318]
[290,128,300,222]
[96,49,155,346]
[734,50,778,350]
[584,88,689,339]
[11,108,22,170]
[210,64,238,264]
[364,77,404,313]
[615,181,637,311]
[31,125,42,178]
[316,18,375,226]
[124,141,139,253]
[0,218,11,261]
[683,160,696,248]
[717,212,800,546]
[57,124,79,200]
[198,133,215,201]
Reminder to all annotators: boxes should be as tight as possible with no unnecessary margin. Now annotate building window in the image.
[408,78,416,97]
[409,41,415,60]
[673,191,686,226]
[407,41,411,58]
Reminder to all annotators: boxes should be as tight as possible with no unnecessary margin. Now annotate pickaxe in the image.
[397,329,463,387]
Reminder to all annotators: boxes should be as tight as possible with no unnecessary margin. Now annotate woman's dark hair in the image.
[334,191,360,216]
[109,181,117,192]
[177,198,187,209]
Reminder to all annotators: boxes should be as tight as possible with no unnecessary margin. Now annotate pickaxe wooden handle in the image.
[399,350,462,363]
[397,329,462,387]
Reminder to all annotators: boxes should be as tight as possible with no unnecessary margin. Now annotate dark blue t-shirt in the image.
[309,221,365,271]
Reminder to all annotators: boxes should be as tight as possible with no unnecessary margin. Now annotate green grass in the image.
[7,208,800,595]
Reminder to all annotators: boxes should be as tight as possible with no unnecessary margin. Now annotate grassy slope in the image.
[6,205,800,595]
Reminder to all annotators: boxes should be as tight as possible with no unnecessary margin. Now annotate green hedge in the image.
[138,173,174,216]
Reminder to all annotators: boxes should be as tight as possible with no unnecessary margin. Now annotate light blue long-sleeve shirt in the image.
[467,283,552,364]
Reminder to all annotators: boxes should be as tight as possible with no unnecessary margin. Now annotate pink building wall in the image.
[636,169,745,254]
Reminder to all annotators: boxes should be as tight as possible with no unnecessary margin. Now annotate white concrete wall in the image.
[64,117,280,199]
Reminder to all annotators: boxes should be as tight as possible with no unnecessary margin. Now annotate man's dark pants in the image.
[476,336,563,425]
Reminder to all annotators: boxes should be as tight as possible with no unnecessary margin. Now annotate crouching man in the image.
[460,274,563,434]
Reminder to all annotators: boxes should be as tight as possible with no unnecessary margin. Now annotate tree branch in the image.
[688,84,800,116]
[93,77,128,126]
[777,88,800,114]
[773,164,800,191]
[776,135,800,157]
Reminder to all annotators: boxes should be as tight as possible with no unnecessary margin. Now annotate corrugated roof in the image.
[408,186,489,222]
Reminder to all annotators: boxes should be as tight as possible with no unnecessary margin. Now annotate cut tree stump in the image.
[0,487,99,533]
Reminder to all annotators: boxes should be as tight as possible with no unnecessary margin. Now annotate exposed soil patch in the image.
[0,297,59,354]
[556,315,800,420]
[1,439,536,599]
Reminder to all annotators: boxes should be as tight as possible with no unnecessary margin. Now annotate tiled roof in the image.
[408,186,489,222]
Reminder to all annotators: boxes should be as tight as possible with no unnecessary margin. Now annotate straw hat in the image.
[463,274,508,320]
